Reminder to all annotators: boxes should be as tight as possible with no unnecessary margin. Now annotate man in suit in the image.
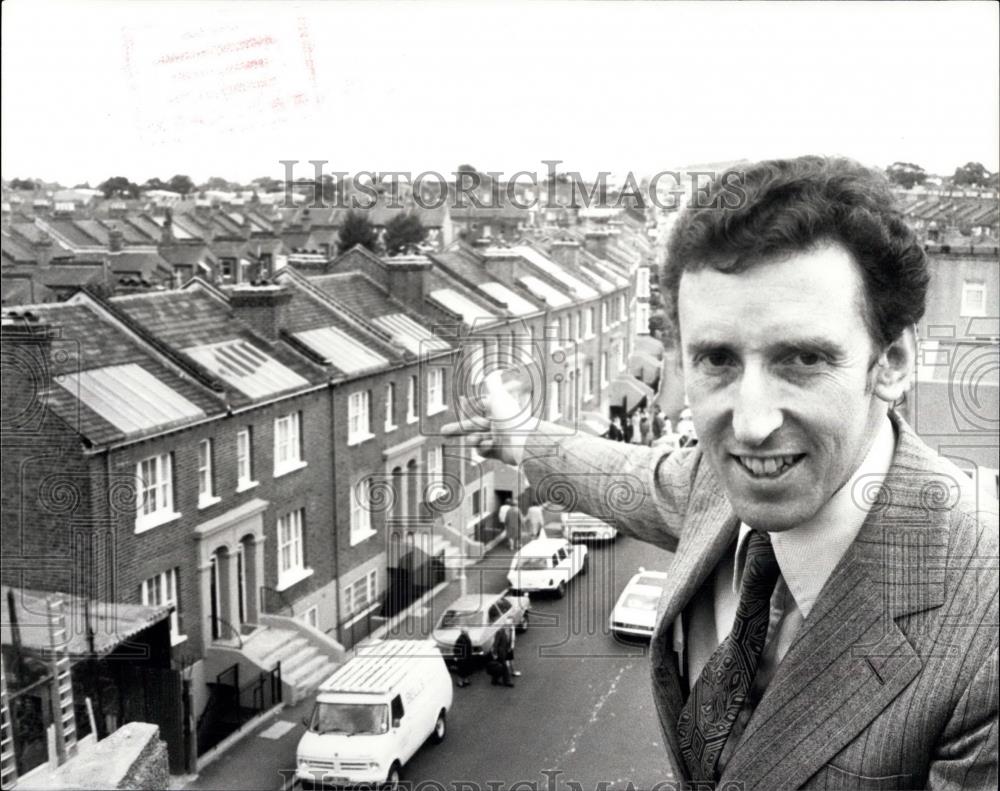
[447,156,997,789]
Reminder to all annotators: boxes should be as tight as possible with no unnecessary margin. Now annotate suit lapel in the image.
[649,457,740,781]
[720,418,950,790]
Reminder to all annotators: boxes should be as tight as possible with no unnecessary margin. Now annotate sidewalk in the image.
[181,545,514,791]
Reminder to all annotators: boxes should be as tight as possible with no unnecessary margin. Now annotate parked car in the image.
[609,568,668,638]
[296,640,452,789]
[560,511,618,542]
[431,589,530,662]
[508,537,588,598]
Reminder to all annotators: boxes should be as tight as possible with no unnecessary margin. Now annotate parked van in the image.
[296,640,453,789]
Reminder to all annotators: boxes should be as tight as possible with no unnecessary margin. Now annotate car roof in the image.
[445,591,508,611]
[518,537,569,553]
[629,570,668,585]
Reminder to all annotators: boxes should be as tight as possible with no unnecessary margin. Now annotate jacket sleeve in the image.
[518,420,699,553]
[927,646,999,790]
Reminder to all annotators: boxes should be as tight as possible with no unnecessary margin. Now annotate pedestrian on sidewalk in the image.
[525,501,546,540]
[505,501,523,552]
[639,408,651,445]
[453,629,475,687]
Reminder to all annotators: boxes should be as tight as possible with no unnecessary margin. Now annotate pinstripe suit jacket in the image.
[523,412,998,790]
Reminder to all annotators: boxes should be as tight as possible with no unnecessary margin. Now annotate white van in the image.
[296,639,453,789]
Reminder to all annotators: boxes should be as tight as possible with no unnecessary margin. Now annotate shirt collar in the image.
[733,414,897,619]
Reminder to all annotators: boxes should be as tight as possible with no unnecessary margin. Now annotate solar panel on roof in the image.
[185,339,311,398]
[519,276,572,307]
[294,326,389,373]
[477,283,538,316]
[371,314,450,355]
[56,363,205,435]
[513,245,599,299]
[428,288,498,324]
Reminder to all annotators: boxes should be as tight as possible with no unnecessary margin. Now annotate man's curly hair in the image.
[661,156,929,348]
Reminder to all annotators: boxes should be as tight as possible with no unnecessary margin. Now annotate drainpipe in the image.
[327,378,343,645]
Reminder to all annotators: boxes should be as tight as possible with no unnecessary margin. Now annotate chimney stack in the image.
[228,285,294,341]
[382,255,430,307]
[161,209,175,244]
[109,227,124,253]
[35,231,54,270]
[549,239,581,271]
[583,230,609,260]
[1,312,54,436]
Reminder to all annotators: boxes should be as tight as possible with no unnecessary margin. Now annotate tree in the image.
[168,174,196,196]
[886,162,927,189]
[203,176,233,191]
[8,177,38,190]
[952,162,991,188]
[98,176,140,198]
[337,210,378,253]
[142,177,168,191]
[383,212,428,255]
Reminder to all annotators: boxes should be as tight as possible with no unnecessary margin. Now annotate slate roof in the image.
[1,232,37,263]
[3,298,224,445]
[111,286,325,406]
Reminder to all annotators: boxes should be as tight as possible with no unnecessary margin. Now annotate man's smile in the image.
[731,453,807,479]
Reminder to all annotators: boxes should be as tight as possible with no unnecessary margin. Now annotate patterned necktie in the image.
[677,529,781,781]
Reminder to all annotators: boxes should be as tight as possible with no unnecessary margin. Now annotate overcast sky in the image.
[2,0,998,186]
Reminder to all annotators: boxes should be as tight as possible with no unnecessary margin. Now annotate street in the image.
[386,534,676,789]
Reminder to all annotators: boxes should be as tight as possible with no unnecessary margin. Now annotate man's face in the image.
[677,242,888,531]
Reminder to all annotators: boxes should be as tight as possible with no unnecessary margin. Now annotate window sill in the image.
[274,460,308,478]
[347,432,376,447]
[276,566,314,592]
[236,479,260,493]
[135,510,181,534]
[426,404,447,417]
[171,633,189,648]
[406,415,418,425]
[385,423,398,433]
[198,494,222,510]
[350,528,377,547]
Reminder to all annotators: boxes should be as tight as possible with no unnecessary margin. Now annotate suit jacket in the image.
[522,412,998,790]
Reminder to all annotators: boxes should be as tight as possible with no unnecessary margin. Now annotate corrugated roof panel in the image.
[429,288,498,324]
[371,313,450,355]
[513,245,599,299]
[55,363,206,434]
[185,340,310,398]
[294,326,390,374]
[519,275,572,307]
[477,282,539,316]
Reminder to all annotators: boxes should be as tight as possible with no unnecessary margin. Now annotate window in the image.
[426,445,446,501]
[136,453,177,531]
[385,383,397,431]
[637,267,650,299]
[351,478,375,545]
[602,302,609,331]
[427,368,446,415]
[406,375,418,423]
[527,325,535,356]
[141,568,184,645]
[619,294,626,323]
[637,302,650,335]
[197,439,218,507]
[471,488,481,516]
[344,570,379,617]
[547,320,560,349]
[277,509,308,589]
[618,341,626,372]
[585,307,595,338]
[584,362,594,399]
[573,312,582,341]
[274,412,304,476]
[601,352,609,386]
[961,280,987,317]
[348,391,374,445]
[548,379,562,420]
[236,428,257,490]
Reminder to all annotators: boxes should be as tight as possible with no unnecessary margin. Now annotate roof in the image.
[476,282,540,316]
[1,586,170,658]
[184,339,312,399]
[319,640,442,695]
[55,363,206,434]
[371,312,451,355]
[445,591,509,612]
[517,537,571,554]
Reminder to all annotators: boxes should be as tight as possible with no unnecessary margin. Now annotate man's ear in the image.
[873,325,916,403]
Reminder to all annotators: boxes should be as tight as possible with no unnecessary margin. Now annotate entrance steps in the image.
[241,625,343,705]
